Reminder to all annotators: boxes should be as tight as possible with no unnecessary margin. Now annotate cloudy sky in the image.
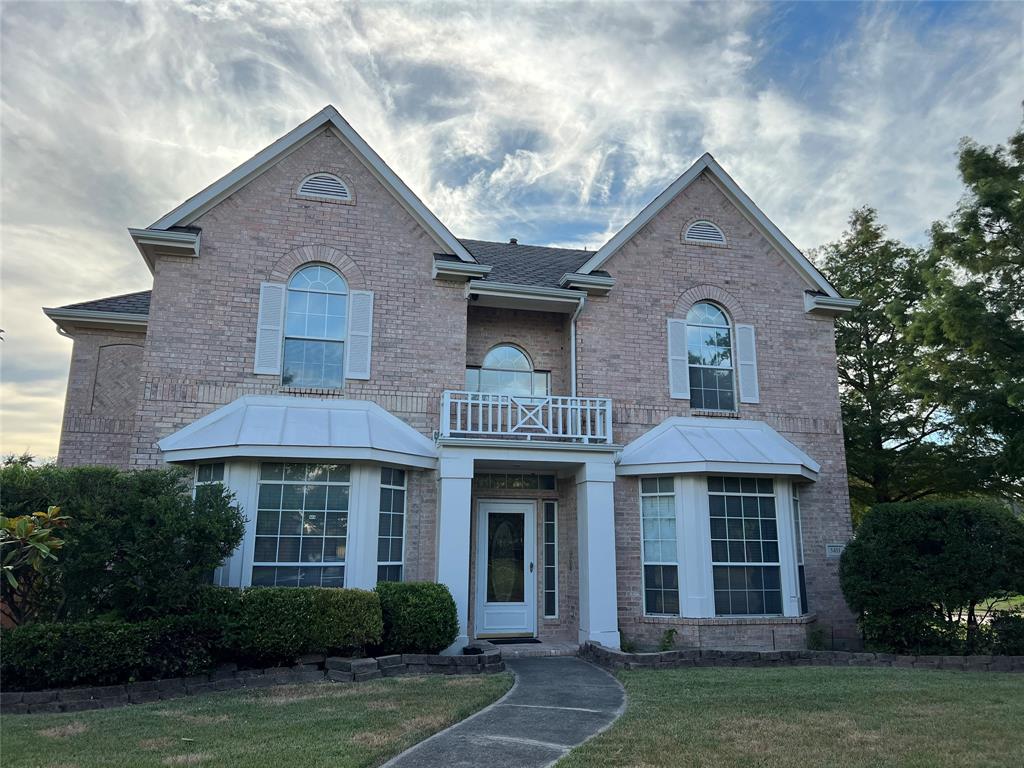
[1,0,1021,459]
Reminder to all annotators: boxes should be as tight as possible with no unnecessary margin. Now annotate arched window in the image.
[686,301,735,411]
[465,345,550,397]
[282,265,348,388]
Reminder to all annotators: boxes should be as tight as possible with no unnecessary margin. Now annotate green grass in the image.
[557,667,1024,768]
[2,673,512,768]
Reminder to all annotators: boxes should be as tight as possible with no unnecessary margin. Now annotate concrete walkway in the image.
[381,657,626,768]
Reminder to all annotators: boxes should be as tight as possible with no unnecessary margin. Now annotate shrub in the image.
[226,587,383,665]
[840,498,1024,653]
[0,463,245,622]
[0,506,70,625]
[0,615,219,691]
[375,581,458,654]
[991,613,1024,655]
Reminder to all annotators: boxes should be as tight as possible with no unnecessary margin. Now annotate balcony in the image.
[440,390,613,444]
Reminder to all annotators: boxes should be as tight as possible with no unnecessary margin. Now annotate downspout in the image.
[570,295,586,397]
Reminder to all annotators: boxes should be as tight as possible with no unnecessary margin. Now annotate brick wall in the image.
[465,306,570,395]
[574,172,856,639]
[57,328,146,468]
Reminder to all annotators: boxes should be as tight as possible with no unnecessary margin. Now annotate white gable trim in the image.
[577,153,841,299]
[147,106,475,263]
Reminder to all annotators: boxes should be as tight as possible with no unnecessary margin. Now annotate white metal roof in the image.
[617,417,820,480]
[158,395,438,468]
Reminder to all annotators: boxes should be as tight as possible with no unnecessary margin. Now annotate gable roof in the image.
[576,153,841,298]
[55,290,152,315]
[144,105,474,263]
[460,239,602,288]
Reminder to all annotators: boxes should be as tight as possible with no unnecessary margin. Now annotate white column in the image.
[678,476,715,617]
[346,465,382,590]
[776,479,802,617]
[225,461,259,588]
[576,460,621,648]
[436,453,474,654]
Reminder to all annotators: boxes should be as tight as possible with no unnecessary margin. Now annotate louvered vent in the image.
[298,173,351,201]
[684,220,726,245]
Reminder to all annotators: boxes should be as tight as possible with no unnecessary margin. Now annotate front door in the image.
[475,500,536,638]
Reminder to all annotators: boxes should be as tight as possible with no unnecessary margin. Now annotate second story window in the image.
[686,302,735,412]
[465,345,550,397]
[282,265,348,388]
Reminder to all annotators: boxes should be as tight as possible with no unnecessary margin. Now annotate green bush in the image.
[991,613,1024,655]
[226,587,383,665]
[0,463,245,622]
[840,499,1024,654]
[375,581,458,654]
[0,616,219,691]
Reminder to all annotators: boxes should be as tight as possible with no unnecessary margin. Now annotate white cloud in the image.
[1,0,1020,458]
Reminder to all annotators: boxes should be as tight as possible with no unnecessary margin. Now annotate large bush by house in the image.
[0,615,220,691]
[376,581,458,654]
[840,499,1024,653]
[222,586,383,665]
[0,463,244,621]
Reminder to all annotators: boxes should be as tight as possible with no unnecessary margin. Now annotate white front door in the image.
[475,500,537,638]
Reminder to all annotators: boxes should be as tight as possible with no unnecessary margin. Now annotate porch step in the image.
[497,641,580,658]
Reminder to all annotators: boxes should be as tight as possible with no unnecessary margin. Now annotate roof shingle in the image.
[459,239,597,288]
[58,291,152,315]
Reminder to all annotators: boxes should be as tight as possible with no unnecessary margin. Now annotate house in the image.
[44,106,860,653]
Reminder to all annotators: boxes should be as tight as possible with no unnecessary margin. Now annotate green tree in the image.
[906,126,1024,501]
[0,506,70,625]
[814,208,988,517]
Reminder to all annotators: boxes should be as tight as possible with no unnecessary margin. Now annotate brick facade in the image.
[52,123,856,649]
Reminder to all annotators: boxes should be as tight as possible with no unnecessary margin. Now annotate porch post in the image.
[436,452,474,654]
[576,459,621,649]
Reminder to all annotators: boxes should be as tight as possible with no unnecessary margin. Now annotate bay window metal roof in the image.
[617,417,820,480]
[158,395,437,468]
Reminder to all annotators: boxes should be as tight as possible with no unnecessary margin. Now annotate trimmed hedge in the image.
[0,616,219,691]
[225,586,383,665]
[376,581,458,654]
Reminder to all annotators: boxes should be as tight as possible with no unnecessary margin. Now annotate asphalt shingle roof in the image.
[58,291,152,315]
[459,239,601,288]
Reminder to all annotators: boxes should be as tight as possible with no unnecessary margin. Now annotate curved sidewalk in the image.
[381,656,626,768]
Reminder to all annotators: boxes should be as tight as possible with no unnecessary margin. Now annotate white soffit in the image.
[158,395,438,468]
[146,105,474,263]
[617,417,820,480]
[577,153,842,299]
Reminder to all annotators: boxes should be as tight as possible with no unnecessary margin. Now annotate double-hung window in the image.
[709,476,781,615]
[252,462,350,587]
[377,467,406,583]
[686,302,736,411]
[282,265,348,388]
[641,477,679,615]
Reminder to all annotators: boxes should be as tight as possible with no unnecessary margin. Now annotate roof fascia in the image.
[558,272,616,295]
[162,445,438,469]
[128,228,200,273]
[615,460,817,481]
[147,106,475,263]
[43,307,149,334]
[466,280,587,313]
[578,153,842,299]
[433,258,492,281]
[804,292,861,316]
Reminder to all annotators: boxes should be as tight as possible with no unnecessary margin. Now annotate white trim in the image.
[43,307,148,333]
[804,292,861,315]
[466,280,587,313]
[432,259,492,281]
[128,228,200,273]
[147,106,475,263]
[667,318,690,400]
[577,153,842,299]
[345,289,374,380]
[734,323,759,404]
[558,272,615,295]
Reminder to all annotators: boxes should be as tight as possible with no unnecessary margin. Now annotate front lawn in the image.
[557,666,1024,768]
[2,674,512,768]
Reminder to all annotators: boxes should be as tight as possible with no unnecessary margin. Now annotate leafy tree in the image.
[840,498,1024,653]
[814,208,989,516]
[907,125,1024,501]
[0,506,70,625]
[0,463,244,621]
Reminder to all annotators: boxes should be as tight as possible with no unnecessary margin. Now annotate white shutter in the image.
[667,319,690,400]
[345,290,374,380]
[735,323,760,403]
[254,282,286,375]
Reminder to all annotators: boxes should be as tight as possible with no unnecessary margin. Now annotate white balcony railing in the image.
[440,390,613,444]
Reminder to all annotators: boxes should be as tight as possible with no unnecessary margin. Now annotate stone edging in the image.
[580,642,1024,673]
[1,642,504,716]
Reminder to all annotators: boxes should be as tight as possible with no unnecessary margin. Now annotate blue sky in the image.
[1,0,1021,457]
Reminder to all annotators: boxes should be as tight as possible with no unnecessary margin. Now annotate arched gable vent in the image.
[684,220,726,245]
[298,173,351,201]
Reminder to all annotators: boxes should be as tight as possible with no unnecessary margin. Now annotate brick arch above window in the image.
[268,244,366,289]
[673,285,747,324]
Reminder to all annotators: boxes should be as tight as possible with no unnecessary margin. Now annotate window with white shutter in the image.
[254,282,286,374]
[667,319,690,399]
[685,302,736,411]
[735,323,760,403]
[281,265,348,388]
[345,290,374,380]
